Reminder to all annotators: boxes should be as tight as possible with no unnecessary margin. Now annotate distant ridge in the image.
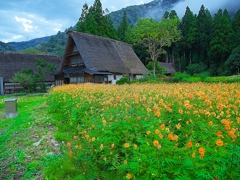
[7,35,52,51]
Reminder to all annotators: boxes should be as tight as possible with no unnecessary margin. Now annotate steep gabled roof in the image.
[159,62,176,75]
[64,31,148,75]
[0,52,62,82]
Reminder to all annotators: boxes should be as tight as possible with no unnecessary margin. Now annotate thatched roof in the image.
[64,31,148,75]
[159,62,176,75]
[0,52,62,82]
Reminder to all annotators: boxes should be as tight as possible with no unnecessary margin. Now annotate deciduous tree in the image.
[132,18,180,76]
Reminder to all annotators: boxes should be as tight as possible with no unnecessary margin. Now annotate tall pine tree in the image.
[232,9,240,48]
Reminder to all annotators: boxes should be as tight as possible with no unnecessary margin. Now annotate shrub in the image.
[173,72,191,82]
[116,77,130,85]
[186,62,207,75]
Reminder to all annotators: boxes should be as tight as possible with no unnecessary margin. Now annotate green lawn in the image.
[0,94,60,180]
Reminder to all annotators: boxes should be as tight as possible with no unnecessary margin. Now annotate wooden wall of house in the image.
[85,74,93,83]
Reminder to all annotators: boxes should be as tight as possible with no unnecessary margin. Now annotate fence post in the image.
[0,77,4,96]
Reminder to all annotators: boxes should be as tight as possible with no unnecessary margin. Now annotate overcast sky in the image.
[0,0,152,43]
[1,0,240,43]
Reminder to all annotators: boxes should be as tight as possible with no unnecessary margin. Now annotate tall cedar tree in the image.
[117,11,129,42]
[179,6,197,66]
[196,5,212,66]
[232,10,240,48]
[208,9,234,69]
[76,0,117,39]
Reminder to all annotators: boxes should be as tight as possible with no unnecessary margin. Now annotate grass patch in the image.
[0,94,60,180]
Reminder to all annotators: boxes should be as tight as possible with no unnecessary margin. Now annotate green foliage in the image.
[11,68,38,93]
[117,11,129,42]
[11,58,56,93]
[131,17,180,76]
[36,31,68,56]
[208,9,234,67]
[173,72,191,82]
[46,83,240,179]
[76,0,118,40]
[225,45,240,75]
[146,61,167,74]
[21,48,45,54]
[116,77,130,84]
[186,62,208,75]
[0,41,16,51]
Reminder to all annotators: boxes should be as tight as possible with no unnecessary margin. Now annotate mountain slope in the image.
[7,36,52,51]
[0,41,16,52]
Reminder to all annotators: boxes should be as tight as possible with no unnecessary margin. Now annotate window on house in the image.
[94,75,104,83]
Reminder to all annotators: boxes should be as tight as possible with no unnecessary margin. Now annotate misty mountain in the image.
[109,0,180,27]
[7,36,52,51]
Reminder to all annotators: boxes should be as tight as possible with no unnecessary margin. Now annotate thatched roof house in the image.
[56,31,148,85]
[0,52,62,93]
[159,62,176,75]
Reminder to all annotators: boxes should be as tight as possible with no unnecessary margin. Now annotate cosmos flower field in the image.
[47,83,240,179]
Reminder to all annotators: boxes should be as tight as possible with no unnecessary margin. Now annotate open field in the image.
[0,83,240,179]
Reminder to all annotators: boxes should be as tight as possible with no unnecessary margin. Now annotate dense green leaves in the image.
[131,18,180,76]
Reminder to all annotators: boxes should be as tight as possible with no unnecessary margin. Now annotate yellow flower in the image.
[124,143,130,148]
[73,135,78,140]
[111,144,115,148]
[216,139,224,146]
[124,160,128,164]
[103,157,107,162]
[176,123,181,129]
[100,144,104,150]
[165,128,170,132]
[158,133,163,139]
[146,131,151,135]
[178,109,183,114]
[153,140,159,147]
[91,137,96,141]
[155,129,160,134]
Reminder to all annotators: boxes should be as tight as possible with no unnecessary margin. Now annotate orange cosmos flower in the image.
[160,124,165,130]
[73,135,78,140]
[168,133,174,140]
[216,139,224,146]
[69,150,73,157]
[155,129,160,134]
[137,116,141,120]
[153,140,159,147]
[67,142,71,147]
[124,143,130,148]
[198,147,205,155]
[126,173,131,179]
[208,121,213,126]
[228,130,235,139]
[187,141,192,148]
[155,111,161,117]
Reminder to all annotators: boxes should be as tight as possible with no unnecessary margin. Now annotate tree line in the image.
[75,0,240,76]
